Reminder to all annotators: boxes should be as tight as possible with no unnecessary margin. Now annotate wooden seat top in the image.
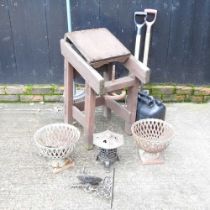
[65,28,131,68]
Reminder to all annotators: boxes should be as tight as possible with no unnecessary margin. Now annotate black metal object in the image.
[96,148,119,168]
[136,91,166,120]
[77,175,102,185]
[71,168,114,201]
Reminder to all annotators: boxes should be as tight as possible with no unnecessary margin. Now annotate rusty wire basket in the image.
[34,123,80,159]
[131,119,174,153]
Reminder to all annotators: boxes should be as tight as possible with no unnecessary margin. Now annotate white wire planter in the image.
[34,123,80,172]
[131,119,174,164]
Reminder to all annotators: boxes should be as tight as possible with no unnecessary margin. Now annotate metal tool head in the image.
[134,11,147,28]
[144,9,157,25]
[77,175,103,185]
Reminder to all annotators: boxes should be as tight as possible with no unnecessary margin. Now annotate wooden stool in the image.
[60,28,150,148]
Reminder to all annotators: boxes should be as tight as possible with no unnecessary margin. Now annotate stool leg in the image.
[84,84,96,149]
[125,79,140,134]
[64,60,74,124]
[103,63,112,120]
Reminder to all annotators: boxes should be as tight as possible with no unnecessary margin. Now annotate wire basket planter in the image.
[131,119,174,164]
[34,123,80,172]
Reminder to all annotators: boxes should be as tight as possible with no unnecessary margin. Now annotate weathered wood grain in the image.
[103,64,112,120]
[60,39,104,94]
[8,0,49,83]
[64,60,73,124]
[104,95,131,122]
[72,106,85,127]
[65,28,130,66]
[105,76,136,93]
[0,0,17,83]
[45,0,67,83]
[124,55,150,84]
[84,84,96,147]
[74,96,105,111]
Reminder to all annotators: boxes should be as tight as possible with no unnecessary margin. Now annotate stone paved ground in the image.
[0,103,210,210]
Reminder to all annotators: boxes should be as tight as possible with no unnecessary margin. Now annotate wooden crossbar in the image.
[72,106,85,127]
[104,96,131,122]
[105,76,136,93]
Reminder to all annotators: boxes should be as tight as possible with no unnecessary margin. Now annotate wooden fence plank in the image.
[71,0,100,31]
[167,0,196,83]
[0,0,17,83]
[188,0,210,84]
[135,0,172,82]
[104,95,131,122]
[45,0,67,84]
[8,0,50,83]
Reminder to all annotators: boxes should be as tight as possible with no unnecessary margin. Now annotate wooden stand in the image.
[60,28,150,148]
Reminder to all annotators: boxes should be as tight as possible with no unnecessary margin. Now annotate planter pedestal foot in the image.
[138,149,164,165]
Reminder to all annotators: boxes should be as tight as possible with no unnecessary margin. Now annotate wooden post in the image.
[84,84,96,149]
[64,59,74,124]
[125,78,140,134]
[60,40,105,95]
[103,63,113,120]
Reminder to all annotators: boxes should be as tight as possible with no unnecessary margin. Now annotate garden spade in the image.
[134,11,147,59]
[143,9,157,66]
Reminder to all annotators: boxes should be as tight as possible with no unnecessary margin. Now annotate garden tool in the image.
[134,11,147,60]
[109,12,146,101]
[134,9,165,121]
[143,9,157,66]
[109,11,147,102]
[71,172,114,203]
